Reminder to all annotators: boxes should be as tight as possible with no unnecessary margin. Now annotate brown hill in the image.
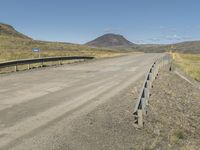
[85,33,136,48]
[0,23,121,62]
[0,23,32,39]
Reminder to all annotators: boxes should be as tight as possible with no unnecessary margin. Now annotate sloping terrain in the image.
[85,33,200,53]
[173,41,200,53]
[0,23,31,39]
[85,33,136,48]
[0,24,122,62]
[134,42,200,53]
[173,53,200,81]
[1,22,200,63]
[145,68,200,149]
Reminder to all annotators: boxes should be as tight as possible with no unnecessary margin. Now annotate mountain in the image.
[85,33,200,53]
[85,33,136,48]
[0,23,32,39]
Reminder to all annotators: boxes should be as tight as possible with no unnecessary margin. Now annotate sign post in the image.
[32,48,41,58]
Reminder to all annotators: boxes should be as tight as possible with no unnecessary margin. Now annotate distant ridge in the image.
[0,23,199,53]
[85,33,136,47]
[0,23,32,39]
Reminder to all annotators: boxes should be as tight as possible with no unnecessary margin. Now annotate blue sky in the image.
[1,0,200,44]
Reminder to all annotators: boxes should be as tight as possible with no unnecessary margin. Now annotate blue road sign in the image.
[32,48,40,52]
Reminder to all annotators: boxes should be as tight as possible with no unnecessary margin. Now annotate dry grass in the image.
[0,35,123,62]
[145,69,200,149]
[173,53,200,81]
[0,35,125,73]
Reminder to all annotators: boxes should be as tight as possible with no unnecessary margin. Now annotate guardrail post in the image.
[14,65,18,72]
[141,98,147,115]
[155,65,158,78]
[149,74,153,84]
[152,67,156,80]
[28,64,30,70]
[151,67,154,79]
[144,88,149,105]
[59,59,62,65]
[138,110,144,127]
[41,60,44,67]
[147,80,151,89]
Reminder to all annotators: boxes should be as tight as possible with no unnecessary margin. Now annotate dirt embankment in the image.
[144,67,200,149]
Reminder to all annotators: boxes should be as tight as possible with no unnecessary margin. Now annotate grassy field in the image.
[0,34,126,73]
[173,53,200,81]
[0,35,123,62]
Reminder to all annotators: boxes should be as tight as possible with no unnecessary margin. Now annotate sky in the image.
[1,0,200,44]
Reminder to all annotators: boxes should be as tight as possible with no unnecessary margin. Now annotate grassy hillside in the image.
[0,23,31,39]
[173,53,200,81]
[0,23,124,62]
[132,42,200,54]
[0,35,123,62]
[90,42,200,54]
[173,41,200,53]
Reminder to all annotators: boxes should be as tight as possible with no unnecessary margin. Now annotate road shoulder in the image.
[145,68,200,149]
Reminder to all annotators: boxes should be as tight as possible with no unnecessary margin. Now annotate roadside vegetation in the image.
[173,53,200,81]
[0,35,123,62]
[0,34,125,73]
[145,69,200,149]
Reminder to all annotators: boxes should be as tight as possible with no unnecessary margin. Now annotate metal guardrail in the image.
[133,54,172,128]
[0,56,94,72]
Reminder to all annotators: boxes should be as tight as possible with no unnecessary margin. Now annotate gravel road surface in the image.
[0,54,162,150]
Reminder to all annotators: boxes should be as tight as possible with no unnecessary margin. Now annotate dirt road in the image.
[0,54,162,150]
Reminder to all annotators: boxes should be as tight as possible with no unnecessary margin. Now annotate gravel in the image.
[5,64,200,150]
[145,67,200,149]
